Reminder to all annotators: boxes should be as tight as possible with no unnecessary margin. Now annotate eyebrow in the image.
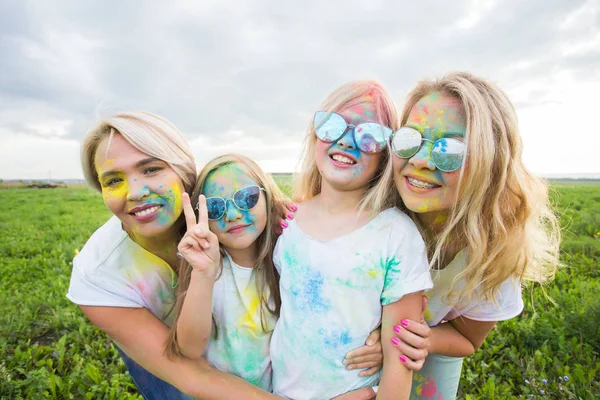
[406,125,465,137]
[99,157,162,180]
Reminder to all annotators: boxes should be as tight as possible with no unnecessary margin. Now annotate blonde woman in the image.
[387,72,561,399]
[67,112,382,399]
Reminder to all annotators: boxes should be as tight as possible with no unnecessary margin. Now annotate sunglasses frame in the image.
[390,127,466,172]
[196,185,266,220]
[313,111,392,154]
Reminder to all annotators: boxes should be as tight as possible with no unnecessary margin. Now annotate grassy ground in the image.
[0,182,598,399]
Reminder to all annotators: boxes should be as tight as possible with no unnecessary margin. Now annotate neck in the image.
[316,179,367,215]
[127,225,181,268]
[416,210,449,237]
[225,243,259,268]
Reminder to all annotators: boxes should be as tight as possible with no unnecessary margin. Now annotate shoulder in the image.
[373,208,422,238]
[72,216,129,278]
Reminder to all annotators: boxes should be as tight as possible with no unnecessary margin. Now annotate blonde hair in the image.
[295,80,400,214]
[81,111,197,194]
[399,72,561,305]
[166,154,286,358]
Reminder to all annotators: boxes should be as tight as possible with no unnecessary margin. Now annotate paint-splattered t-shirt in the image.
[423,249,523,326]
[271,208,433,399]
[204,251,276,391]
[67,216,177,326]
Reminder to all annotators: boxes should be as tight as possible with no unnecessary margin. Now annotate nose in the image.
[335,127,357,150]
[127,179,150,200]
[409,140,436,171]
[224,199,243,222]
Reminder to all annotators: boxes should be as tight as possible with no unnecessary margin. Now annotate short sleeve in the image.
[66,259,144,309]
[461,277,524,322]
[381,214,433,306]
[272,236,283,275]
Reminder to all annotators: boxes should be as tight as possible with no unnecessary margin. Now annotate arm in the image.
[377,291,423,400]
[80,305,281,400]
[176,193,221,358]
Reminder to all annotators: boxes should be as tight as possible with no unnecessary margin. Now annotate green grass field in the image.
[1,181,598,399]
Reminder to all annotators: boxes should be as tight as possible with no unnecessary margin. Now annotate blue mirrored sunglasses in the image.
[390,127,466,172]
[313,111,392,153]
[196,185,265,220]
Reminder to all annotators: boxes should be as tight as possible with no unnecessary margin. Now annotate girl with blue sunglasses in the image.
[167,153,384,398]
[272,80,433,399]
[388,72,561,399]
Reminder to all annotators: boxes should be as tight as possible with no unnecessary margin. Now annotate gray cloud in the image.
[0,0,599,177]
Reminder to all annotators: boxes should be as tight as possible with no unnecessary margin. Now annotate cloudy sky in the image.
[1,0,599,179]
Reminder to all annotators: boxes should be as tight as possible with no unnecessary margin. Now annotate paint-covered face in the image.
[315,102,384,192]
[95,133,185,239]
[203,164,267,255]
[393,92,466,217]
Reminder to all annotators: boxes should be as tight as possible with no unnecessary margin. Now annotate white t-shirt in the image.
[66,216,178,326]
[424,249,524,326]
[271,208,433,400]
[205,251,277,391]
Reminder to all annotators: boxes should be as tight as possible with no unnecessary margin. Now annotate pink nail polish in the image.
[287,213,294,219]
[391,337,400,346]
[281,221,288,228]
[401,319,409,327]
[290,204,297,211]
[400,355,407,363]
[393,325,401,334]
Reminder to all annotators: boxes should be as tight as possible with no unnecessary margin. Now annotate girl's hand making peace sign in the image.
[177,193,220,277]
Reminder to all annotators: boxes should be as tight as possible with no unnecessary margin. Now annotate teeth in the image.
[134,206,160,217]
[331,154,355,164]
[407,177,437,189]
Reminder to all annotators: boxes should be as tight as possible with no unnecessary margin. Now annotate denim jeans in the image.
[116,346,195,400]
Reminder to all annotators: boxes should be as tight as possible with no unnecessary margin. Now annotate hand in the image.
[343,329,382,377]
[391,295,430,371]
[331,387,376,400]
[177,193,220,276]
[276,198,297,233]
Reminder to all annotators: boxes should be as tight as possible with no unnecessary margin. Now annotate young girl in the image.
[270,80,434,400]
[166,154,384,398]
[387,72,561,399]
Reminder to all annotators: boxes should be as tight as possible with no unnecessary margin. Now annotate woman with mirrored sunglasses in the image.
[387,72,561,400]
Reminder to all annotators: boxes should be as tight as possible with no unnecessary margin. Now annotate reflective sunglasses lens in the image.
[313,111,347,142]
[432,138,465,172]
[392,127,422,158]
[206,198,226,220]
[355,123,391,153]
[234,186,261,210]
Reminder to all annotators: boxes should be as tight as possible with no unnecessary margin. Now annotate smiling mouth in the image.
[330,153,356,165]
[406,176,440,189]
[227,224,251,234]
[129,204,163,217]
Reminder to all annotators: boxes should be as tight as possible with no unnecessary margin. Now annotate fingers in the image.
[398,354,425,371]
[365,328,380,346]
[178,235,201,255]
[393,324,429,350]
[358,366,381,378]
[182,192,197,230]
[189,227,211,249]
[391,339,428,363]
[346,359,380,371]
[344,352,382,367]
[196,194,209,231]
[395,319,431,340]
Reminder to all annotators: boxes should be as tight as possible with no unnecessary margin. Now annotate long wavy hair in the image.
[166,154,285,357]
[398,72,561,305]
[295,80,400,214]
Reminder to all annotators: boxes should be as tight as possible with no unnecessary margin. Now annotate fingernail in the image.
[346,365,353,370]
[287,213,294,219]
[366,339,374,346]
[194,228,202,235]
[393,325,401,334]
[203,242,210,249]
[400,355,407,363]
[391,337,400,346]
[281,221,288,228]
[290,204,297,211]
[342,359,349,365]
[401,319,409,327]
